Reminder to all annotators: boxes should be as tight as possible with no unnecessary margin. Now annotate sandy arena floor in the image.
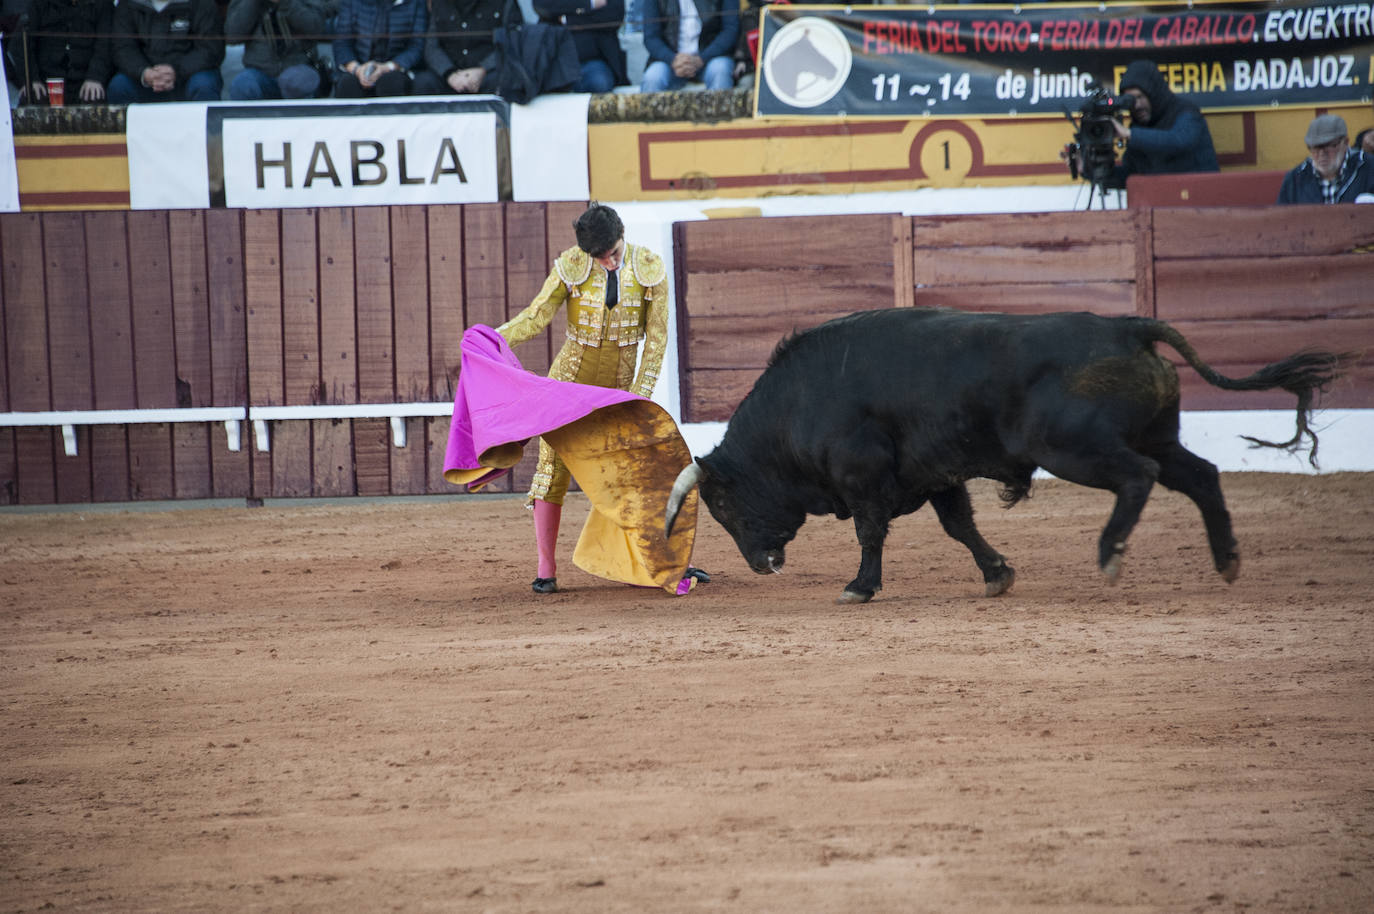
[2,472,1372,913]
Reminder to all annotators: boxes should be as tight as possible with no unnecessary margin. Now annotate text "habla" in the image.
[253,139,469,188]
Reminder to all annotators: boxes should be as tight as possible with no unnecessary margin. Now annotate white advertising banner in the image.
[221,110,499,208]
[127,98,511,210]
[0,44,23,212]
[128,103,213,209]
[510,93,590,202]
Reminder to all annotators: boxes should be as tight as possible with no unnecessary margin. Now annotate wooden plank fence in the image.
[674,206,1374,421]
[0,203,584,506]
[672,212,906,421]
[5,202,1372,505]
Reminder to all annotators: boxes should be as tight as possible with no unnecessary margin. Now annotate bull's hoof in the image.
[1219,553,1241,584]
[1101,553,1124,585]
[985,565,1015,597]
[836,589,874,605]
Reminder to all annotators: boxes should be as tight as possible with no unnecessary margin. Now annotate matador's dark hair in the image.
[574,202,624,258]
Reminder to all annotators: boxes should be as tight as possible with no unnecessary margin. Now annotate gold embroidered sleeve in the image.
[496,269,566,346]
[633,278,669,398]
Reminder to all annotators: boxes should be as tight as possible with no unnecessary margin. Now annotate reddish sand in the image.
[2,472,1371,912]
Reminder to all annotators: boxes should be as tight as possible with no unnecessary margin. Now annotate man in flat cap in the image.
[1277,114,1374,204]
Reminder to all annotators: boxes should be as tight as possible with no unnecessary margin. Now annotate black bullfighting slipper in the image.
[685,567,711,583]
[531,577,558,594]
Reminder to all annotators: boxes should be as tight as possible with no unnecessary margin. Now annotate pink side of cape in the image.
[443,325,642,485]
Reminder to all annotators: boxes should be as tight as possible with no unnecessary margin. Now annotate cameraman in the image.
[1104,59,1218,189]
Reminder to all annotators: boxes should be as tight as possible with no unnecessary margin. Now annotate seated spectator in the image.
[1277,114,1374,204]
[412,0,503,95]
[12,0,113,105]
[731,0,771,89]
[1103,59,1218,189]
[534,0,626,94]
[639,0,737,93]
[331,0,426,97]
[224,0,333,100]
[108,0,224,103]
[1355,127,1374,156]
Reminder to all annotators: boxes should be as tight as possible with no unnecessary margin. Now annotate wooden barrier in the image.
[674,205,1373,421]
[0,203,585,506]
[673,213,908,422]
[4,203,1371,505]
[1149,205,1374,410]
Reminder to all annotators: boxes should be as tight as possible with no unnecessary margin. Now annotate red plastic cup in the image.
[46,78,65,107]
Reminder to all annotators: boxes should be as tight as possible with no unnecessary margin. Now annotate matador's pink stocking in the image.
[533,499,561,580]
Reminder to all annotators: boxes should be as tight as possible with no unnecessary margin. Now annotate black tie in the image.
[606,268,619,309]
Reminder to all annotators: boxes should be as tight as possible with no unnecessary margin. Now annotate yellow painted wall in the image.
[588,104,1373,200]
[14,134,130,210]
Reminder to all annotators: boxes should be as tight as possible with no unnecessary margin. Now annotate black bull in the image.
[665,308,1349,604]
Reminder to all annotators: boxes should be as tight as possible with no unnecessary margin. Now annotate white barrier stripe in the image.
[247,403,453,420]
[0,407,247,426]
[0,404,455,456]
[0,403,456,426]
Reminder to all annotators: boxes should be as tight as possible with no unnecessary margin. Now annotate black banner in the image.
[755,1,1374,117]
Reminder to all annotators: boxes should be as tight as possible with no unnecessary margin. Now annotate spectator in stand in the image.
[1102,59,1218,188]
[731,0,770,89]
[11,0,113,105]
[332,0,426,97]
[225,0,333,100]
[108,0,224,102]
[1355,126,1374,156]
[1277,114,1374,204]
[534,0,626,94]
[639,0,737,93]
[412,0,503,95]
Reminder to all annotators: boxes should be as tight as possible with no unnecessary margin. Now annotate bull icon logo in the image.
[762,16,852,109]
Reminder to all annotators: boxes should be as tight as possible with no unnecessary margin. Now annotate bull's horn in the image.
[664,460,704,538]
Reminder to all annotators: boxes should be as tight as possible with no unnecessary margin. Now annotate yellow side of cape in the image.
[542,401,698,594]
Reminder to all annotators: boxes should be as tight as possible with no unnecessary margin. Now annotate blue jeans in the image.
[107,69,223,103]
[229,65,322,100]
[640,56,734,93]
[575,59,616,94]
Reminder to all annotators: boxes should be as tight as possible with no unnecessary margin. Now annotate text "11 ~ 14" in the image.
[873,72,971,102]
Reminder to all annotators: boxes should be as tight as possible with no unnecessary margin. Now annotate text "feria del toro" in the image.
[251,139,470,188]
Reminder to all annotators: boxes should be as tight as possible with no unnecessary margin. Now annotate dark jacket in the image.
[1108,59,1218,189]
[225,0,330,76]
[1277,149,1374,204]
[491,13,579,102]
[332,0,426,72]
[642,0,738,66]
[534,0,625,86]
[17,0,114,86]
[111,0,224,85]
[424,0,504,78]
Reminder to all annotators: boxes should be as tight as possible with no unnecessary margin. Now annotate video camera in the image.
[1064,88,1131,188]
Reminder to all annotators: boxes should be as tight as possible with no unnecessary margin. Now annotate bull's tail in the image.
[1143,319,1355,467]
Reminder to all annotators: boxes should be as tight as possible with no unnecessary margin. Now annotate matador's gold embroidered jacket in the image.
[496,242,669,398]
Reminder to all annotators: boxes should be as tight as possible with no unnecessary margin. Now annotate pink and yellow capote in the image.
[443,325,699,594]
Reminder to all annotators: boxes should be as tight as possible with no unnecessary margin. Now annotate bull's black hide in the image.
[666,308,1347,604]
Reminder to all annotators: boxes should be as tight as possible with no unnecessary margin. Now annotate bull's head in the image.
[665,458,801,575]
